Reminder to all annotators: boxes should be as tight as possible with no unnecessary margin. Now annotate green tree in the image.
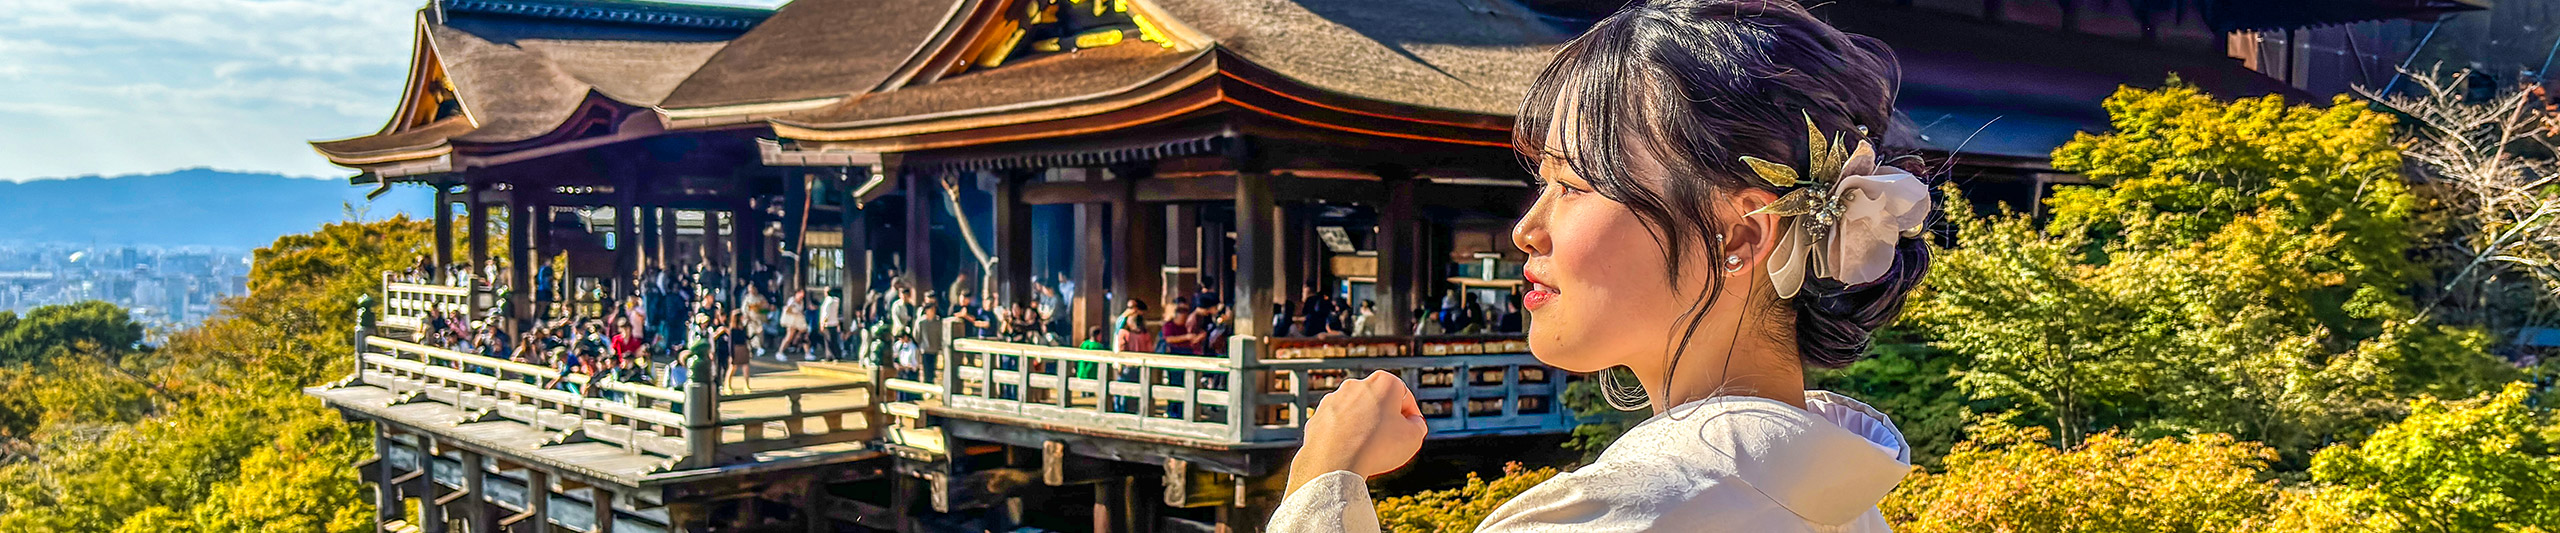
[1915,82,2517,461]
[0,217,429,532]
[1373,462,1560,533]
[2270,382,2560,532]
[0,301,144,365]
[1883,419,2281,533]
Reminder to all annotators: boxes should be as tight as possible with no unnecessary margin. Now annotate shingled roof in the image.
[657,0,970,110]
[774,0,1578,133]
[312,1,762,166]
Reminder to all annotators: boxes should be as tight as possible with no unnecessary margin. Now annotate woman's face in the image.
[1512,108,1781,376]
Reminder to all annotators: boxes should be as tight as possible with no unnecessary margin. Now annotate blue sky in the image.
[0,0,786,182]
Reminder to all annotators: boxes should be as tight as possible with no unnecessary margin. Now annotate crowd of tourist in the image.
[396,252,1525,403]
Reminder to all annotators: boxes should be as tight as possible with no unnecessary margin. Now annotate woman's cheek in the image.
[1532,206,1668,371]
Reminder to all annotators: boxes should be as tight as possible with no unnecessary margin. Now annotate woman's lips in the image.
[1522,269,1559,311]
[1523,285,1558,311]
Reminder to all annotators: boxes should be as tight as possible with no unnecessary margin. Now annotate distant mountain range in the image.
[0,168,433,250]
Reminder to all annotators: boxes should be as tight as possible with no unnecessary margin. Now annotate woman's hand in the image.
[1285,370,1428,497]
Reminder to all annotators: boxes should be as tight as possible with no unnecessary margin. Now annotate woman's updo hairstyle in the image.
[1515,0,1932,373]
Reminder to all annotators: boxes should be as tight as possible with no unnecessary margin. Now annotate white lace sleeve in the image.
[1266,470,1383,533]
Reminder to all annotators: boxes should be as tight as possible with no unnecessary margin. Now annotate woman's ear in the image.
[1722,188,1787,278]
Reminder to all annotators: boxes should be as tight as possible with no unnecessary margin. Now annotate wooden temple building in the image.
[304,0,2480,531]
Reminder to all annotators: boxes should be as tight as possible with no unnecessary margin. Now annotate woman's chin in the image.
[1526,323,1608,373]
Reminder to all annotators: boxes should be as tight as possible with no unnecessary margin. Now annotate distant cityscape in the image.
[0,243,254,334]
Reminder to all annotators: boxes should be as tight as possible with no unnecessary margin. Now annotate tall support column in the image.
[460,450,495,533]
[994,170,1034,306]
[590,487,617,533]
[903,172,936,291]
[641,203,662,272]
[738,199,766,284]
[1111,168,1164,317]
[420,437,450,533]
[1074,202,1109,339]
[1093,476,1125,532]
[1233,172,1275,338]
[508,201,532,332]
[784,172,809,289]
[1167,205,1201,303]
[531,202,552,320]
[519,470,550,533]
[467,181,489,282]
[659,206,680,273]
[1276,203,1308,322]
[434,186,454,282]
[373,425,399,531]
[842,170,871,308]
[616,193,640,300]
[1378,174,1420,335]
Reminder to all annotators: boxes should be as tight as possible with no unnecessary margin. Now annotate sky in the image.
[0,0,786,182]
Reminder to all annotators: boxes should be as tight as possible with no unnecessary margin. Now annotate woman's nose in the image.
[1512,195,1551,255]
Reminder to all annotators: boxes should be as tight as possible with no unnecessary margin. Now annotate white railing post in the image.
[684,380,717,468]
[1227,335,1259,443]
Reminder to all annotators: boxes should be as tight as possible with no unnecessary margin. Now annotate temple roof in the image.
[1149,0,1575,117]
[657,0,970,110]
[772,0,1578,139]
[311,1,766,166]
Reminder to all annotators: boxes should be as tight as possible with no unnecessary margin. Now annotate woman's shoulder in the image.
[1552,392,1912,528]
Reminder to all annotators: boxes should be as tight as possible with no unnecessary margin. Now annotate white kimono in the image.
[1269,391,1912,532]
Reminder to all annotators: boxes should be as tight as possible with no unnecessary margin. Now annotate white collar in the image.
[1629,391,1913,525]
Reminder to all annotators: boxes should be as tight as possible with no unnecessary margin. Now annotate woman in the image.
[1270,1,1931,531]
[779,289,809,360]
[1113,299,1153,353]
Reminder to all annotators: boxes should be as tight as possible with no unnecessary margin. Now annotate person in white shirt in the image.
[1269,2,1934,531]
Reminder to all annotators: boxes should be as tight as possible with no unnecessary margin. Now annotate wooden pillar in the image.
[994,170,1035,306]
[890,475,919,533]
[1074,202,1109,339]
[1203,213,1231,302]
[520,470,551,533]
[1233,172,1275,338]
[783,171,809,288]
[903,172,936,293]
[1378,174,1419,334]
[1167,205,1200,303]
[645,199,665,270]
[738,199,765,281]
[1093,476,1124,532]
[420,437,450,533]
[467,181,489,282]
[616,196,640,300]
[660,207,681,273]
[663,501,712,533]
[508,201,532,332]
[434,187,454,282]
[1276,203,1308,320]
[590,487,616,533]
[1112,168,1164,315]
[374,425,400,531]
[460,450,496,533]
[843,171,872,309]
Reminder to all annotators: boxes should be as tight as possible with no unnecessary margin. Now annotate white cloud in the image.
[0,0,790,181]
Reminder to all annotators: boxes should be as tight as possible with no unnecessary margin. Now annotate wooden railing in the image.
[381,274,473,331]
[938,328,1569,445]
[354,335,875,470]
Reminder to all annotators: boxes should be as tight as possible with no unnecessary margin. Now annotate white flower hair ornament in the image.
[1737,114,1932,299]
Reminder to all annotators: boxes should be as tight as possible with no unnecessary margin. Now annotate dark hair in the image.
[1517,1,1932,384]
